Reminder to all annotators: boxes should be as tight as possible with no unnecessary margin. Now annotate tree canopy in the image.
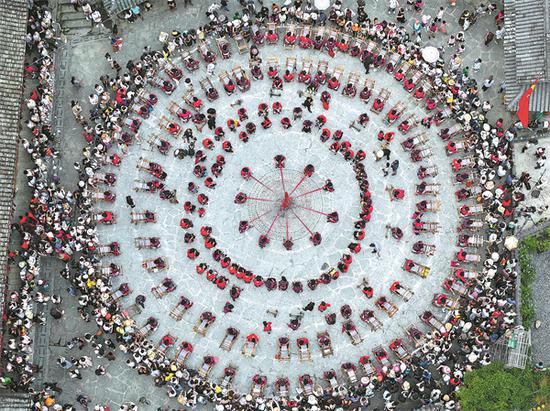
[457,362,537,411]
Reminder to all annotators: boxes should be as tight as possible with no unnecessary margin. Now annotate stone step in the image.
[58,2,77,8]
[61,18,92,30]
[60,13,87,22]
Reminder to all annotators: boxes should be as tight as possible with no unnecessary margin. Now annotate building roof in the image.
[504,0,550,111]
[0,392,33,410]
[102,0,147,15]
[0,0,27,343]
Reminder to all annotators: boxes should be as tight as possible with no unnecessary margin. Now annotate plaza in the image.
[1,0,549,410]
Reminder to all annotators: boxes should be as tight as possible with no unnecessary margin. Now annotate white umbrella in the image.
[315,0,331,10]
[504,236,519,250]
[421,46,440,63]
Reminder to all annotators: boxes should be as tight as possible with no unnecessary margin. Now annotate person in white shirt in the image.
[91,10,104,28]
[388,0,399,14]
[88,94,99,106]
[82,2,92,19]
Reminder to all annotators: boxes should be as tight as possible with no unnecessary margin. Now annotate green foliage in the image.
[522,235,539,254]
[535,374,550,405]
[519,241,536,326]
[457,362,537,411]
[520,284,535,325]
[537,239,550,254]
[518,231,550,327]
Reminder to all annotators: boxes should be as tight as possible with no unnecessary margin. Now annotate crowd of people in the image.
[1,0,539,410]
[2,0,67,394]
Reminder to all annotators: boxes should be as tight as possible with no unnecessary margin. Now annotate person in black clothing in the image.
[303,301,315,311]
[391,160,400,175]
[363,55,373,74]
[135,294,146,308]
[126,195,135,208]
[302,96,313,113]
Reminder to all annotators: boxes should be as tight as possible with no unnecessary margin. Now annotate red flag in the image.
[517,79,538,127]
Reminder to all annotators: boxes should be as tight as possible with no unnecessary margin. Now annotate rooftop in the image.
[504,0,550,111]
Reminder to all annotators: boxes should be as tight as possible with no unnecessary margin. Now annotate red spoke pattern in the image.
[290,209,314,236]
[279,167,286,192]
[250,174,276,194]
[265,210,281,237]
[288,175,307,196]
[238,159,335,249]
[294,186,324,198]
[294,204,332,217]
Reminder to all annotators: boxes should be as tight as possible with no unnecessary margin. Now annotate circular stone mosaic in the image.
[92,31,464,400]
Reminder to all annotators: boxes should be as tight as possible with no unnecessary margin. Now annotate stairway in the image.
[57,1,92,34]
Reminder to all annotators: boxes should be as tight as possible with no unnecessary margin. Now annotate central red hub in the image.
[281,192,291,209]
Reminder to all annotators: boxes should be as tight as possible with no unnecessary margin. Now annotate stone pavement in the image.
[19,0,511,408]
[512,136,550,233]
[530,250,550,367]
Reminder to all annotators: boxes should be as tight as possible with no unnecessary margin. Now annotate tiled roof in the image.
[504,0,550,111]
[0,0,27,317]
[514,0,547,81]
[0,391,33,409]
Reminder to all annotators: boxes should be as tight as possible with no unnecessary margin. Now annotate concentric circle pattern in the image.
[94,33,461,399]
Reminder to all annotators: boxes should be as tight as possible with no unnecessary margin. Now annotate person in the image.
[484,31,494,46]
[472,58,482,72]
[138,396,151,405]
[168,0,176,9]
[70,76,82,88]
[303,301,315,311]
[396,7,406,23]
[82,2,92,19]
[50,305,64,319]
[302,96,313,113]
[135,294,146,308]
[126,195,135,208]
[495,26,505,42]
[482,75,494,91]
[391,160,399,175]
[363,54,373,74]
[91,9,104,29]
[369,242,380,257]
[262,321,272,334]
[318,301,331,312]
[70,0,80,11]
[223,302,234,314]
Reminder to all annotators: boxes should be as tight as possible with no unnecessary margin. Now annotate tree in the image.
[457,362,536,411]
